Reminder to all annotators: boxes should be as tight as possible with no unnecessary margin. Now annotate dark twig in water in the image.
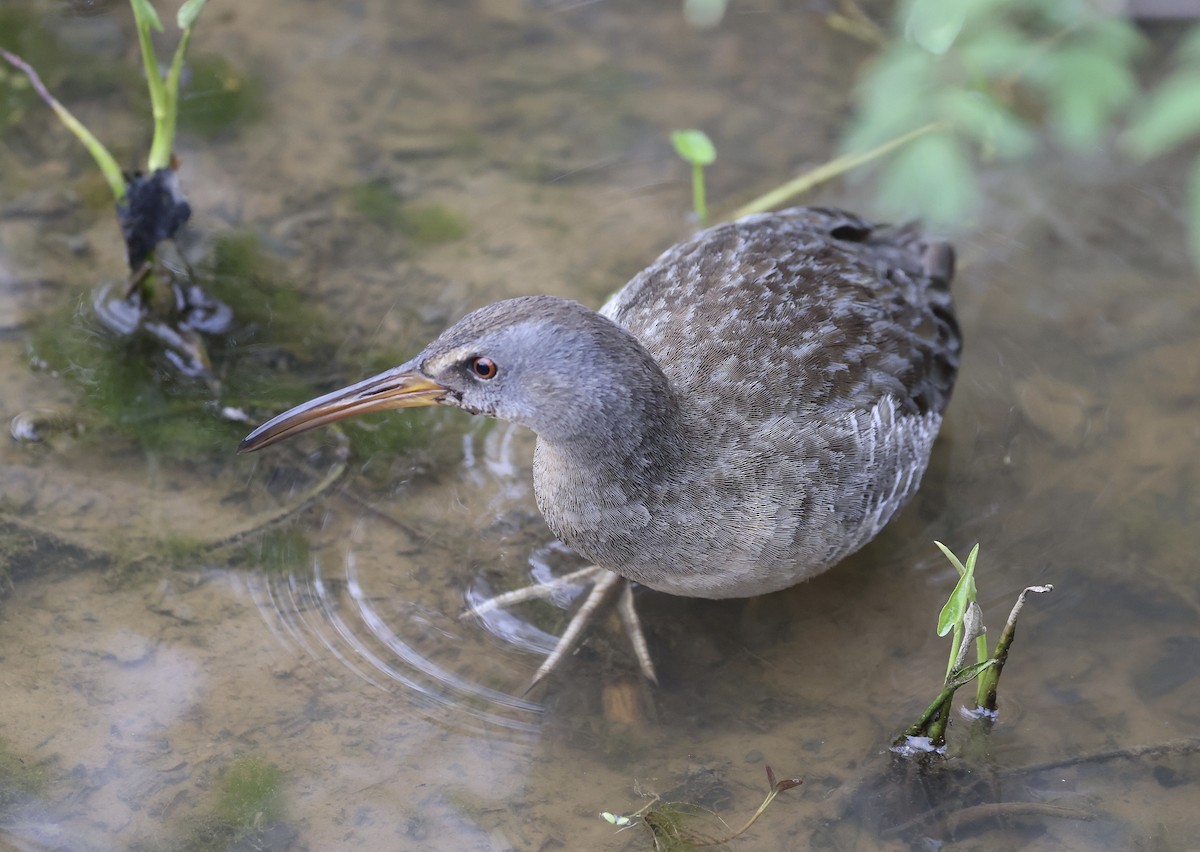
[201,445,349,555]
[1001,737,1200,779]
[881,800,1094,839]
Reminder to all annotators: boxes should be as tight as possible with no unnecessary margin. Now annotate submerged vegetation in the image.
[349,181,468,247]
[174,756,292,851]
[602,765,801,850]
[25,232,333,458]
[0,738,50,816]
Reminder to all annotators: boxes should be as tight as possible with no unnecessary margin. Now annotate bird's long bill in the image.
[238,360,447,454]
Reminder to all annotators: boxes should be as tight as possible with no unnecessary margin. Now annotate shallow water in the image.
[1,1,1198,850]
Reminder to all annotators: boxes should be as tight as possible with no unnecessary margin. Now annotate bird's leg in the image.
[462,565,658,688]
[617,579,658,684]
[526,568,624,691]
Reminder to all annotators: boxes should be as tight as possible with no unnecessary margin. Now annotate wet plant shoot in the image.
[2,0,216,377]
[894,542,1053,755]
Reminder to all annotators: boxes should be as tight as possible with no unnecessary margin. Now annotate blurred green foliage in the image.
[845,0,1200,259]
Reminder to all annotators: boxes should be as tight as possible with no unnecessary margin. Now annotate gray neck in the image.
[531,348,688,548]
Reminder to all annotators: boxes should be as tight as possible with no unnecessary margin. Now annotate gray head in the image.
[239,295,674,453]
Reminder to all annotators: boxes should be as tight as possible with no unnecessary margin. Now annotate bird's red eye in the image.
[469,356,498,379]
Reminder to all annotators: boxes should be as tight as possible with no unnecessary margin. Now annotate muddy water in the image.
[1,1,1198,849]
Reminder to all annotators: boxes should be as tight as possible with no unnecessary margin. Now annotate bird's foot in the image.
[462,565,658,690]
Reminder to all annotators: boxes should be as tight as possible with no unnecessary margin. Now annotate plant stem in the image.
[0,49,127,204]
[692,162,708,222]
[130,0,171,170]
[155,21,196,171]
[730,121,948,219]
[975,584,1053,711]
[898,658,995,747]
[900,685,955,746]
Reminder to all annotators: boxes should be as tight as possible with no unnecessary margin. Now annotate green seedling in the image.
[3,0,217,385]
[671,129,716,222]
[2,0,207,211]
[934,541,988,687]
[895,543,1053,753]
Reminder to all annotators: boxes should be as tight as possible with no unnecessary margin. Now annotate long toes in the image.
[461,564,606,619]
[617,581,658,685]
[524,570,625,693]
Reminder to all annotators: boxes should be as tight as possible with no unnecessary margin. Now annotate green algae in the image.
[349,182,467,247]
[167,756,293,852]
[0,737,50,815]
[235,527,312,575]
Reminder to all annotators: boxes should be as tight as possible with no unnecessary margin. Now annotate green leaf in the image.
[939,89,1036,160]
[670,129,716,166]
[876,131,976,229]
[1035,48,1137,149]
[959,26,1038,78]
[947,658,996,690]
[1124,73,1200,161]
[1188,157,1200,268]
[935,542,980,637]
[129,0,164,33]
[842,47,936,153]
[1176,23,1200,64]
[934,540,966,577]
[904,0,965,55]
[1078,17,1145,64]
[0,48,127,203]
[178,0,208,30]
[682,0,727,30]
